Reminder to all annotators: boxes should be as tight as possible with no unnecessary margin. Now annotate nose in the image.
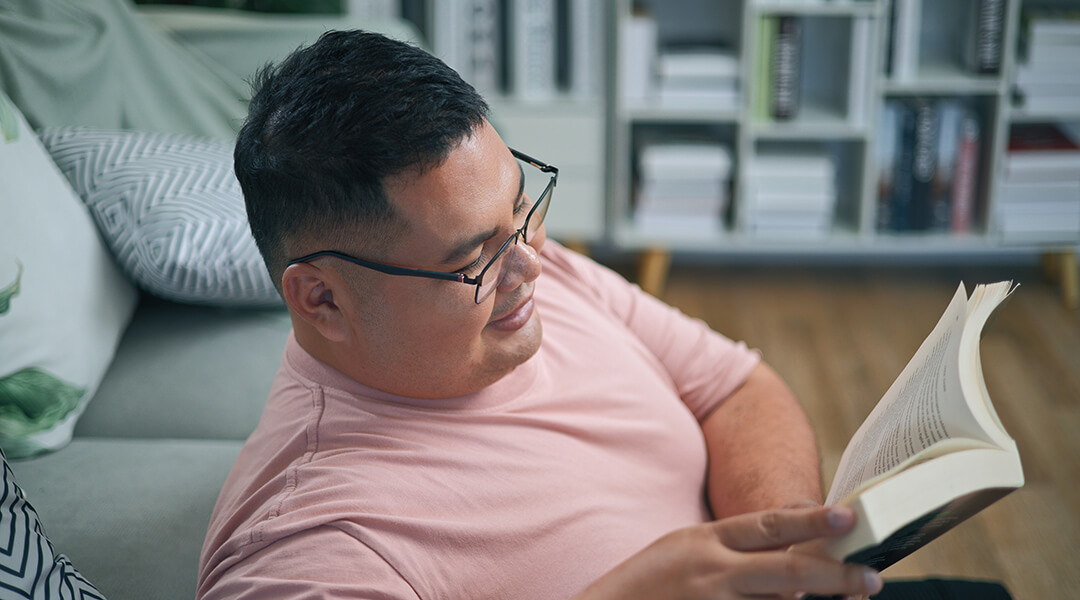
[496,231,543,293]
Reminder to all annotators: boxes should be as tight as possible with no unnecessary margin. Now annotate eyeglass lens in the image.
[473,179,553,304]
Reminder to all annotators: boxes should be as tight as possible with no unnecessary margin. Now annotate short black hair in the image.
[234,30,490,289]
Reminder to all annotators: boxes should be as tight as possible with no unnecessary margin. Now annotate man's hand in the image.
[574,505,882,600]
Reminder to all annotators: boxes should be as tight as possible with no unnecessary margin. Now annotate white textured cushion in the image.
[37,127,281,307]
[0,94,138,459]
[0,449,106,598]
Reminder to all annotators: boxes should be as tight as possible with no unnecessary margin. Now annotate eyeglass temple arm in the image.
[510,148,559,175]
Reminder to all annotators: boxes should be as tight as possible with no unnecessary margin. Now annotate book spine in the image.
[754,16,776,122]
[968,0,1005,74]
[890,102,917,231]
[569,0,602,99]
[771,15,802,120]
[433,0,469,81]
[620,12,658,107]
[891,0,921,82]
[848,16,873,125]
[930,101,960,232]
[876,103,900,232]
[909,99,939,231]
[950,114,981,234]
[511,0,557,101]
[470,0,502,95]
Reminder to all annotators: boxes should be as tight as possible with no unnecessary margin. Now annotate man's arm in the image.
[701,361,824,519]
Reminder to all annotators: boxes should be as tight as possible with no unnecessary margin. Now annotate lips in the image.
[487,294,535,332]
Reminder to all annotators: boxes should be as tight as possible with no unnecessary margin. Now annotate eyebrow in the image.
[440,161,527,267]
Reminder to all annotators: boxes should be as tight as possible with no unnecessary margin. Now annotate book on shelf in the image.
[847,16,873,124]
[754,16,776,121]
[510,0,557,100]
[888,0,921,82]
[620,11,659,107]
[1004,122,1080,175]
[965,0,1006,75]
[656,46,740,111]
[770,15,802,120]
[799,281,1024,570]
[878,99,980,234]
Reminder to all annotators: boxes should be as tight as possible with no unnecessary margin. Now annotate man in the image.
[197,30,882,600]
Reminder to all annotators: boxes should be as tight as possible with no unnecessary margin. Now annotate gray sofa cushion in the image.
[11,438,242,600]
[75,297,292,441]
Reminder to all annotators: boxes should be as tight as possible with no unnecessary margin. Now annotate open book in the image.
[817,281,1024,570]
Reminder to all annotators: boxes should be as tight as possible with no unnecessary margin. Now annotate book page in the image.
[826,284,995,505]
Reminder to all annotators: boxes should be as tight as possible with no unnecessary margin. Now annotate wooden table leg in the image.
[1043,250,1079,310]
[637,247,672,298]
[1058,250,1078,310]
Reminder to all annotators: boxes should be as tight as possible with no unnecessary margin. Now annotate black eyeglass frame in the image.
[286,148,558,304]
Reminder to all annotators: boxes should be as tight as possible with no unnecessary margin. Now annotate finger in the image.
[730,552,883,598]
[781,498,822,510]
[714,506,856,552]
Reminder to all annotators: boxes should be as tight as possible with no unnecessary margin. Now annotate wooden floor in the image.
[650,261,1080,599]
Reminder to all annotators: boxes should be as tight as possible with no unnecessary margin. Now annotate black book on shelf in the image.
[771,15,802,120]
[909,99,939,231]
[967,0,1006,74]
[889,101,917,232]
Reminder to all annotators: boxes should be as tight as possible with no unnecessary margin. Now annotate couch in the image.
[0,2,419,598]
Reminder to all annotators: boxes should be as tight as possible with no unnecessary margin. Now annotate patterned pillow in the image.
[0,449,105,599]
[37,128,281,307]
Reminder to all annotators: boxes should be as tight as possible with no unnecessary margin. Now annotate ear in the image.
[281,262,350,343]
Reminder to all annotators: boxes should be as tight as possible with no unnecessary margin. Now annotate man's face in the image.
[329,120,546,399]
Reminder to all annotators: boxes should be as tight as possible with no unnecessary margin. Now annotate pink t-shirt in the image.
[197,242,759,600]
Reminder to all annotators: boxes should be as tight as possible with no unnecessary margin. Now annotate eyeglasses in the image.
[287,148,558,304]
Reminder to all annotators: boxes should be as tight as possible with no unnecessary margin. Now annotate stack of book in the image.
[744,148,836,238]
[876,99,981,234]
[996,123,1080,241]
[634,142,732,235]
[656,47,739,111]
[1015,9,1080,113]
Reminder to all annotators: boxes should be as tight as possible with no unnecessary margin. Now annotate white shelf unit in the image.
[608,0,1078,257]
[417,0,610,244]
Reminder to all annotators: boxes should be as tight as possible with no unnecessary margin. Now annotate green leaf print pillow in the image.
[0,93,138,458]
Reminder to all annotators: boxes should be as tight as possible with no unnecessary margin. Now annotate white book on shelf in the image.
[748,150,835,180]
[432,0,470,82]
[620,13,658,107]
[658,48,739,81]
[848,16,873,124]
[998,180,1080,206]
[570,0,603,100]
[511,0,557,101]
[891,0,921,82]
[639,143,733,176]
[468,0,501,95]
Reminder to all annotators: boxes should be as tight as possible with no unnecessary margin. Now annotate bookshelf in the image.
[608,0,1079,307]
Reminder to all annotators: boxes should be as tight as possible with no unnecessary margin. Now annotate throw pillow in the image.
[37,127,282,307]
[0,448,106,599]
[0,93,138,459]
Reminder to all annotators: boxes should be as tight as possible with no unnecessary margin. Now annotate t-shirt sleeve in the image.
[542,243,760,420]
[198,525,421,600]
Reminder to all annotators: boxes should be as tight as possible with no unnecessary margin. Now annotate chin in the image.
[486,311,543,375]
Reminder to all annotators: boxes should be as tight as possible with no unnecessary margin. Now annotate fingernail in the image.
[864,569,883,592]
[827,506,854,529]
